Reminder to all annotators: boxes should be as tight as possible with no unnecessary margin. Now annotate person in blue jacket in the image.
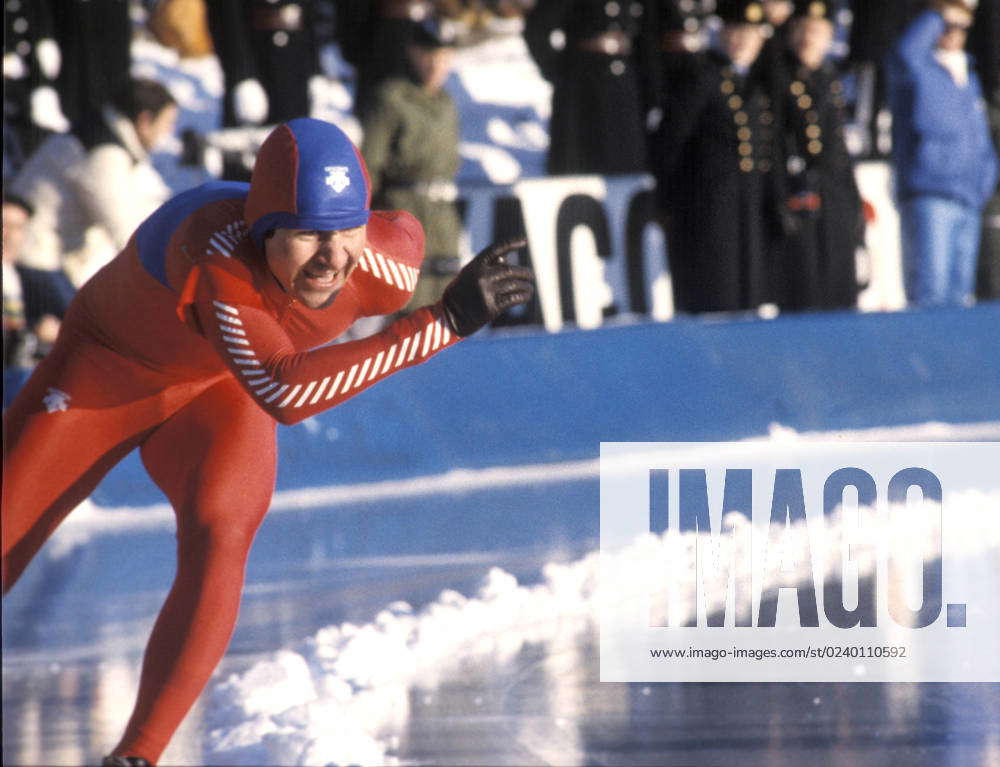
[886,0,999,308]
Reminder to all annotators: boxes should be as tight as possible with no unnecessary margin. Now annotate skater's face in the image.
[264,225,366,309]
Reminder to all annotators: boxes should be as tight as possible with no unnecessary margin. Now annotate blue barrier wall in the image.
[89,302,1000,505]
[6,303,999,653]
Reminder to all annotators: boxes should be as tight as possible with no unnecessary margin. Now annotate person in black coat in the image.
[206,0,327,128]
[48,0,131,131]
[337,0,438,121]
[3,0,67,168]
[767,0,864,310]
[651,0,779,313]
[524,0,659,175]
[969,0,1000,300]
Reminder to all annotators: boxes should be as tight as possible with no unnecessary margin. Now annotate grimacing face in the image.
[264,225,366,309]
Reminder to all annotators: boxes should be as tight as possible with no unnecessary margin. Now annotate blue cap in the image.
[245,117,372,248]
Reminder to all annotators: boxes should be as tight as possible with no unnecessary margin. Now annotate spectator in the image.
[769,0,864,311]
[651,0,779,313]
[206,0,328,130]
[49,0,132,131]
[758,0,795,72]
[968,0,1000,300]
[9,78,178,288]
[887,0,998,307]
[524,0,658,175]
[362,18,464,309]
[338,0,439,120]
[3,194,71,406]
[3,0,69,167]
[844,0,919,158]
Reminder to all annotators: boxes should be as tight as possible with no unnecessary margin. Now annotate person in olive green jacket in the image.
[361,17,463,310]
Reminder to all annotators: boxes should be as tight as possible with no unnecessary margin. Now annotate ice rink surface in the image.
[5,421,1000,766]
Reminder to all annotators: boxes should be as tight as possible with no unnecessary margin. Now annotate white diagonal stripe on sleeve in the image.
[234,358,261,366]
[264,384,289,404]
[408,332,421,362]
[241,368,266,376]
[247,376,271,385]
[278,384,302,408]
[354,357,372,388]
[223,335,250,345]
[220,325,246,336]
[213,301,238,315]
[326,371,345,399]
[216,312,241,324]
[295,381,317,408]
[228,348,255,356]
[368,351,384,380]
[341,364,359,393]
[431,319,442,350]
[421,324,433,356]
[381,345,397,373]
[310,376,331,404]
[397,337,411,367]
[255,382,278,396]
[441,319,451,345]
[358,251,371,272]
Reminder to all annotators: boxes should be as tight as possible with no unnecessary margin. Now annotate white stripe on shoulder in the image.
[213,301,239,315]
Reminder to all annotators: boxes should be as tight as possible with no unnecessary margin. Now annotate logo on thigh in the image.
[43,387,71,413]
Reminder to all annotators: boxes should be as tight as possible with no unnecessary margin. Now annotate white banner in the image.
[600,441,1000,682]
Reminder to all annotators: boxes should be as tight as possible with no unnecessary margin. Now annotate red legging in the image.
[3,326,277,765]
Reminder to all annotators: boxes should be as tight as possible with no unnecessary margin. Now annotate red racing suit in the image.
[2,181,459,763]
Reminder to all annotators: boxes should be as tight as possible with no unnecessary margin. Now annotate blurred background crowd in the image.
[4,0,999,381]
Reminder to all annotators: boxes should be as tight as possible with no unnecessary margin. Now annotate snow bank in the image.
[204,476,1000,766]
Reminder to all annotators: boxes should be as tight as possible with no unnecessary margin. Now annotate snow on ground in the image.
[202,458,999,766]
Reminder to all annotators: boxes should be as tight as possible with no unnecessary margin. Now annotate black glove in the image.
[441,238,535,337]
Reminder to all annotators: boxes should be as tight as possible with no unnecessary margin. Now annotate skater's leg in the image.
[110,378,277,764]
[2,334,172,592]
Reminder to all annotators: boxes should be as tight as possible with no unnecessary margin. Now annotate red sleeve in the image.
[194,294,460,425]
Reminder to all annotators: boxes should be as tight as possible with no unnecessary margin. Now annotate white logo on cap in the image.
[325,166,351,193]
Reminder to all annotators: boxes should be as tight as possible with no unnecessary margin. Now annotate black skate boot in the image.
[102,757,152,767]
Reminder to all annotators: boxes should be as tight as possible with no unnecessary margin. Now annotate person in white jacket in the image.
[9,78,178,288]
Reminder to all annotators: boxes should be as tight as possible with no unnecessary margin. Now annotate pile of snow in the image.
[204,482,1000,766]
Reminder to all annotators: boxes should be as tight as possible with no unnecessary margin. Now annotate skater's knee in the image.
[177,511,264,560]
